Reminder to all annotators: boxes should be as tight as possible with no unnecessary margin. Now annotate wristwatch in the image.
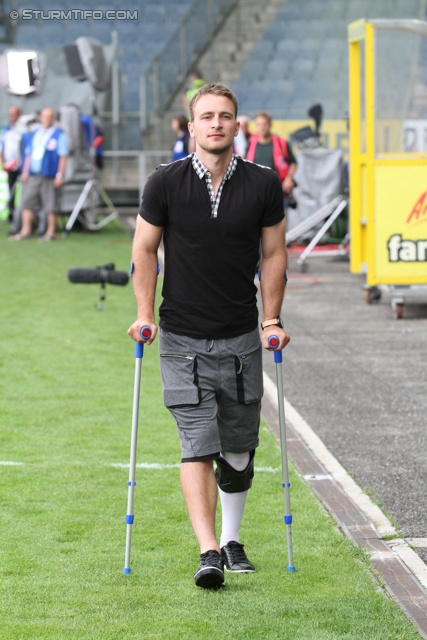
[261,316,284,330]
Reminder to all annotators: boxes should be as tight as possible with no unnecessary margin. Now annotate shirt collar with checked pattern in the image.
[191,152,238,218]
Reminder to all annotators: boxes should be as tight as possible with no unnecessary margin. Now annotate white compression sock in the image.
[218,451,250,548]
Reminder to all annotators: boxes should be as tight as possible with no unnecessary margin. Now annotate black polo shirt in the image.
[139,154,284,339]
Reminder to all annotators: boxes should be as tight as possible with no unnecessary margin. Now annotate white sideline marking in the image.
[263,371,427,591]
[0,461,24,466]
[112,463,179,469]
[111,462,278,472]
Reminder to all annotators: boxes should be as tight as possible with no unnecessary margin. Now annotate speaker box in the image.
[64,44,86,81]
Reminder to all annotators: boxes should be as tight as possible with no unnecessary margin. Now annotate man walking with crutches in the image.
[128,83,290,589]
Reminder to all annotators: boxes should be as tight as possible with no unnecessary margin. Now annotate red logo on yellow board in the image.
[406,192,427,226]
[387,193,427,262]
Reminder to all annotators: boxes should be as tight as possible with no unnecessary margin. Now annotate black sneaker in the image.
[221,541,255,572]
[194,549,224,588]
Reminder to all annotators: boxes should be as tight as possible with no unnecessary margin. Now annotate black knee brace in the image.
[215,450,255,493]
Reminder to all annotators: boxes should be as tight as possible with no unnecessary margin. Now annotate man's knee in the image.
[215,450,255,493]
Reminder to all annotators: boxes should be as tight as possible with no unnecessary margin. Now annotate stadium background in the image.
[0,0,426,210]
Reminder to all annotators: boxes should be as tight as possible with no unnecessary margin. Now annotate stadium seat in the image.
[323,1,347,19]
[250,40,275,58]
[301,1,326,20]
[239,60,266,82]
[291,58,315,77]
[273,39,299,61]
[300,38,321,56]
[276,3,301,21]
[263,21,287,43]
[265,59,291,80]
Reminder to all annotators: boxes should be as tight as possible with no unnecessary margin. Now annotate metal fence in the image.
[102,150,171,204]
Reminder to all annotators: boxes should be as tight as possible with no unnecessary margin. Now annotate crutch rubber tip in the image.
[287,565,296,572]
[123,567,131,575]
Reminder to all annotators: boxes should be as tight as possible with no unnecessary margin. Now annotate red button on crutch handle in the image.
[268,335,280,349]
[139,325,152,341]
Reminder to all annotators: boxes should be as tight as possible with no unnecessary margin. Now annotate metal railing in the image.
[102,150,171,203]
[140,0,237,129]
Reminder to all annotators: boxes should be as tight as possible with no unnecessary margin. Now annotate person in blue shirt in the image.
[0,105,23,224]
[10,107,69,241]
[171,114,191,162]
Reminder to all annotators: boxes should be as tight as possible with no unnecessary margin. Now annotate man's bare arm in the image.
[127,216,163,344]
[260,218,290,350]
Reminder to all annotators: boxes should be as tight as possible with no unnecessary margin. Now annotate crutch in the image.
[123,325,152,575]
[268,335,296,572]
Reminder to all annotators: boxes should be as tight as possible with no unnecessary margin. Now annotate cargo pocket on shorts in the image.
[160,353,201,408]
[234,345,263,404]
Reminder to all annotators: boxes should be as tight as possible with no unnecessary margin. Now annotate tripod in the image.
[62,176,118,236]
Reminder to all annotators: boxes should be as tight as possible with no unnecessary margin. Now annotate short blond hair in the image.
[189,82,238,122]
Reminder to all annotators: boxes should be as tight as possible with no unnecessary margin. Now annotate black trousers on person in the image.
[7,169,20,221]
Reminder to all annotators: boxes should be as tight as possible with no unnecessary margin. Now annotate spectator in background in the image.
[171,115,191,162]
[0,105,23,225]
[233,115,250,157]
[10,107,69,241]
[246,112,297,202]
[80,111,104,170]
[183,69,206,115]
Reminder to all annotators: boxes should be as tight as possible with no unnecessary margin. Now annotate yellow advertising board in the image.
[372,165,427,284]
[349,18,427,293]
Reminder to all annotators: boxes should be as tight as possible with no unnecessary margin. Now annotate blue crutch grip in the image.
[135,342,143,358]
[268,335,283,362]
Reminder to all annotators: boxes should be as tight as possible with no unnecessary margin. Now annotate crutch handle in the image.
[140,325,152,341]
[134,326,152,359]
[268,335,283,363]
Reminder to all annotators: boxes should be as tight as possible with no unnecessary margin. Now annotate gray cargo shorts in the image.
[21,174,58,213]
[159,327,263,460]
